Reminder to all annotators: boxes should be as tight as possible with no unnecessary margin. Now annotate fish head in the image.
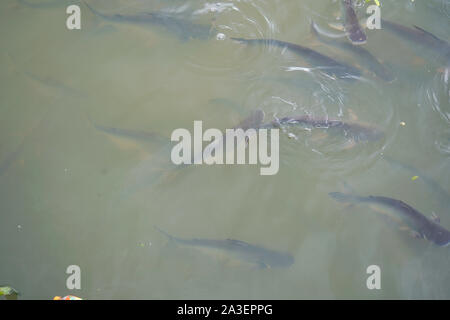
[277,253,295,267]
[430,227,450,247]
[260,251,294,268]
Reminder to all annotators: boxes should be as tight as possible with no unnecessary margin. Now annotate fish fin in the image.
[412,25,443,42]
[154,226,176,242]
[431,212,440,224]
[338,181,357,194]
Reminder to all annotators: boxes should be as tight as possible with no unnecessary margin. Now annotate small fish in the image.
[341,0,367,44]
[329,192,450,247]
[155,227,294,268]
[232,38,362,80]
[310,21,394,82]
[383,155,450,211]
[381,19,450,63]
[83,1,213,41]
[266,115,384,142]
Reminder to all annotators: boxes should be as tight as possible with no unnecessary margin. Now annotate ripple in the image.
[417,66,450,154]
[183,0,280,77]
[239,71,395,177]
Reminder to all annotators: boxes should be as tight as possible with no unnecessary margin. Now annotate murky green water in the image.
[1,0,449,299]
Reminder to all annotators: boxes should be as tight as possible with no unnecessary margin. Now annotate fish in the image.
[265,115,384,142]
[381,19,450,64]
[329,192,450,247]
[120,110,266,197]
[231,37,362,80]
[83,1,213,41]
[341,0,367,44]
[155,227,294,268]
[310,21,395,82]
[91,122,169,151]
[383,155,450,211]
[192,109,265,165]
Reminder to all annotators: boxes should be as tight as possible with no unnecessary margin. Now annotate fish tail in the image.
[154,226,175,241]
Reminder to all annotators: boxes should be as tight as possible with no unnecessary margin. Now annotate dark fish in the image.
[265,115,384,142]
[231,38,362,80]
[341,0,367,44]
[155,227,294,268]
[310,21,395,82]
[381,19,450,63]
[83,1,213,41]
[383,155,450,210]
[329,192,450,247]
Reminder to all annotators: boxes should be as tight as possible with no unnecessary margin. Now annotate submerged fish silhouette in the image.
[381,19,450,64]
[310,21,394,82]
[266,115,384,143]
[83,1,213,41]
[155,227,294,269]
[329,192,450,247]
[341,0,367,44]
[232,37,362,80]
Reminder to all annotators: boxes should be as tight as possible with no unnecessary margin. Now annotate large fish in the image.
[155,227,294,268]
[310,21,394,82]
[341,0,367,44]
[265,115,384,143]
[381,19,450,64]
[329,192,450,247]
[231,38,362,80]
[83,1,213,41]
